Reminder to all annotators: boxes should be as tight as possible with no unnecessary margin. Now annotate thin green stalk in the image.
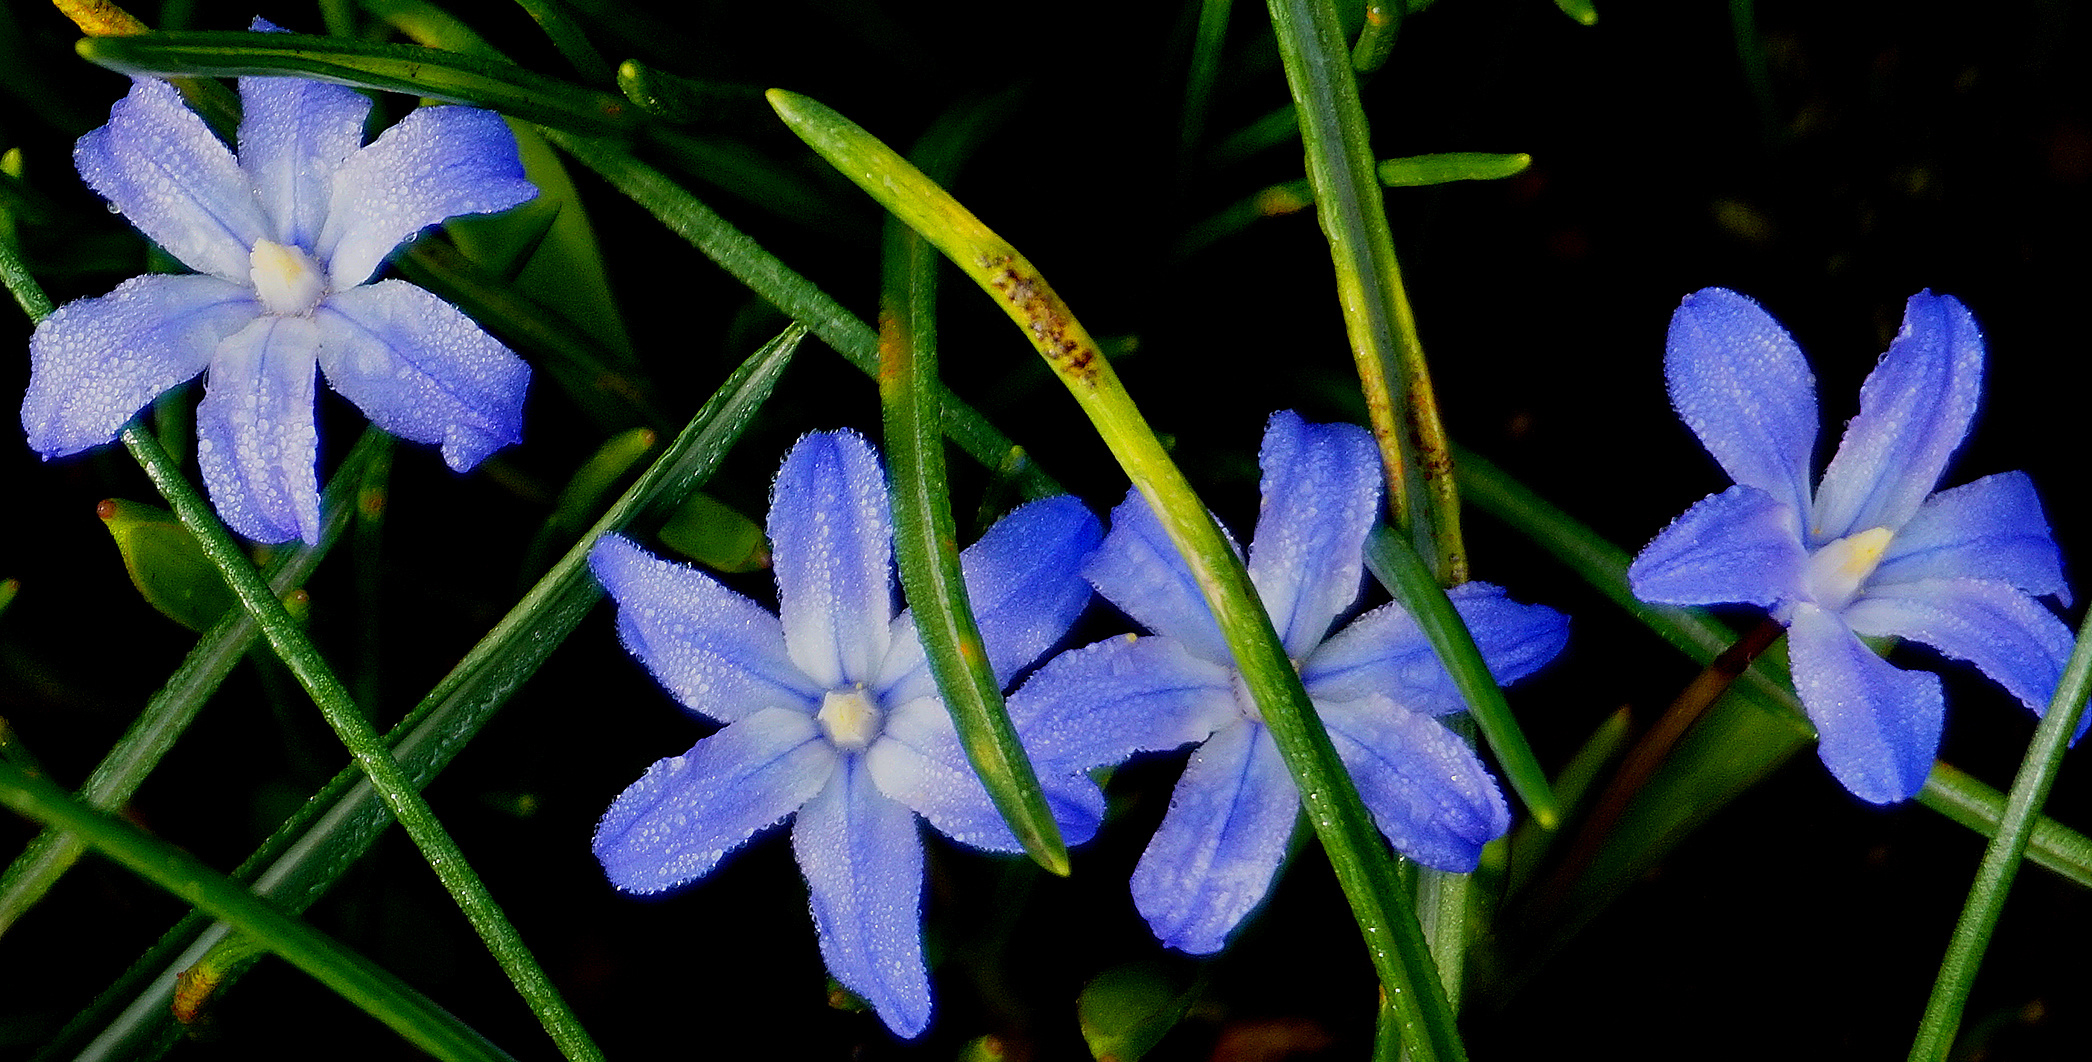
[1908,611,2092,1060]
[1266,0,1464,584]
[1178,0,1235,164]
[0,431,389,937]
[880,218,1067,873]
[0,760,516,1062]
[118,427,603,1062]
[1364,524,1557,827]
[51,327,802,1061]
[769,88,1466,1062]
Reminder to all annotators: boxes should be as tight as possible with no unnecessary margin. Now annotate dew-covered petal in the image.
[1627,485,1808,608]
[865,696,1103,853]
[313,280,529,470]
[1872,471,2068,602]
[1664,288,1819,522]
[771,431,895,689]
[1246,411,1382,657]
[75,78,269,282]
[875,495,1102,703]
[1084,487,1238,665]
[1810,293,1984,544]
[1303,583,1569,714]
[1005,633,1239,776]
[593,706,835,894]
[1788,601,1942,804]
[588,534,824,725]
[1846,579,2080,740]
[1318,695,1510,870]
[792,756,932,1038]
[194,315,323,543]
[318,104,537,285]
[237,76,371,249]
[23,274,254,457]
[1129,718,1299,955]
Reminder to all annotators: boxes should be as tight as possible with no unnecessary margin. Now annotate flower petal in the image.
[313,280,529,470]
[865,696,1102,853]
[1810,292,1984,543]
[194,315,323,543]
[875,494,1101,703]
[1872,471,2068,603]
[1005,633,1239,776]
[792,755,932,1038]
[1318,696,1510,870]
[318,104,537,285]
[1084,487,1237,665]
[1846,579,2080,739]
[1627,484,1808,608]
[771,431,895,689]
[593,706,835,894]
[23,274,253,456]
[1246,411,1381,656]
[1129,718,1299,955]
[588,534,824,725]
[1303,583,1569,714]
[236,76,372,249]
[75,78,269,282]
[1787,602,1942,804]
[1664,288,1818,521]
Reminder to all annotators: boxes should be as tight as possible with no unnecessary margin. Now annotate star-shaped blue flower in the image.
[1629,288,2075,804]
[1007,411,1568,955]
[588,430,1102,1038]
[22,60,537,543]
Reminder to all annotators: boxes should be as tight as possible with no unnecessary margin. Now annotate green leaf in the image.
[657,492,768,573]
[1077,962,1196,1062]
[96,498,239,632]
[767,86,1466,1062]
[1378,152,1532,186]
[76,29,639,136]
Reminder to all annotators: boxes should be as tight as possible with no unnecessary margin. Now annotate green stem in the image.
[118,427,603,1062]
[1907,610,2092,1060]
[0,760,516,1062]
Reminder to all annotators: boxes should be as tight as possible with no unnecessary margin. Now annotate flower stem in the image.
[1907,608,2092,1060]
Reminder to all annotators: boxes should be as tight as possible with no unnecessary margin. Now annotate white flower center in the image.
[249,239,328,316]
[1803,526,1894,612]
[817,685,884,750]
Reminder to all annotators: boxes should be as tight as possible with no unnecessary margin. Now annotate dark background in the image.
[2,0,2089,1058]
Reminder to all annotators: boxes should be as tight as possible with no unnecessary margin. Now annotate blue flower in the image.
[1007,411,1568,955]
[22,63,537,543]
[1629,288,2075,804]
[587,430,1101,1038]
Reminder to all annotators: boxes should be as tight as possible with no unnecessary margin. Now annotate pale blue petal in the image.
[1318,695,1510,871]
[874,495,1101,704]
[1664,288,1818,521]
[1005,633,1239,776]
[771,431,894,689]
[865,696,1102,853]
[194,315,322,543]
[313,280,529,470]
[75,78,268,282]
[593,707,835,893]
[1788,602,1942,804]
[318,105,536,285]
[1303,583,1569,715]
[1246,412,1382,656]
[236,76,371,249]
[1084,488,1237,665]
[792,756,932,1038]
[23,274,253,456]
[1846,579,2081,740]
[588,535,824,725]
[1872,472,2068,603]
[1810,293,1984,543]
[1129,718,1299,955]
[1627,485,1808,608]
